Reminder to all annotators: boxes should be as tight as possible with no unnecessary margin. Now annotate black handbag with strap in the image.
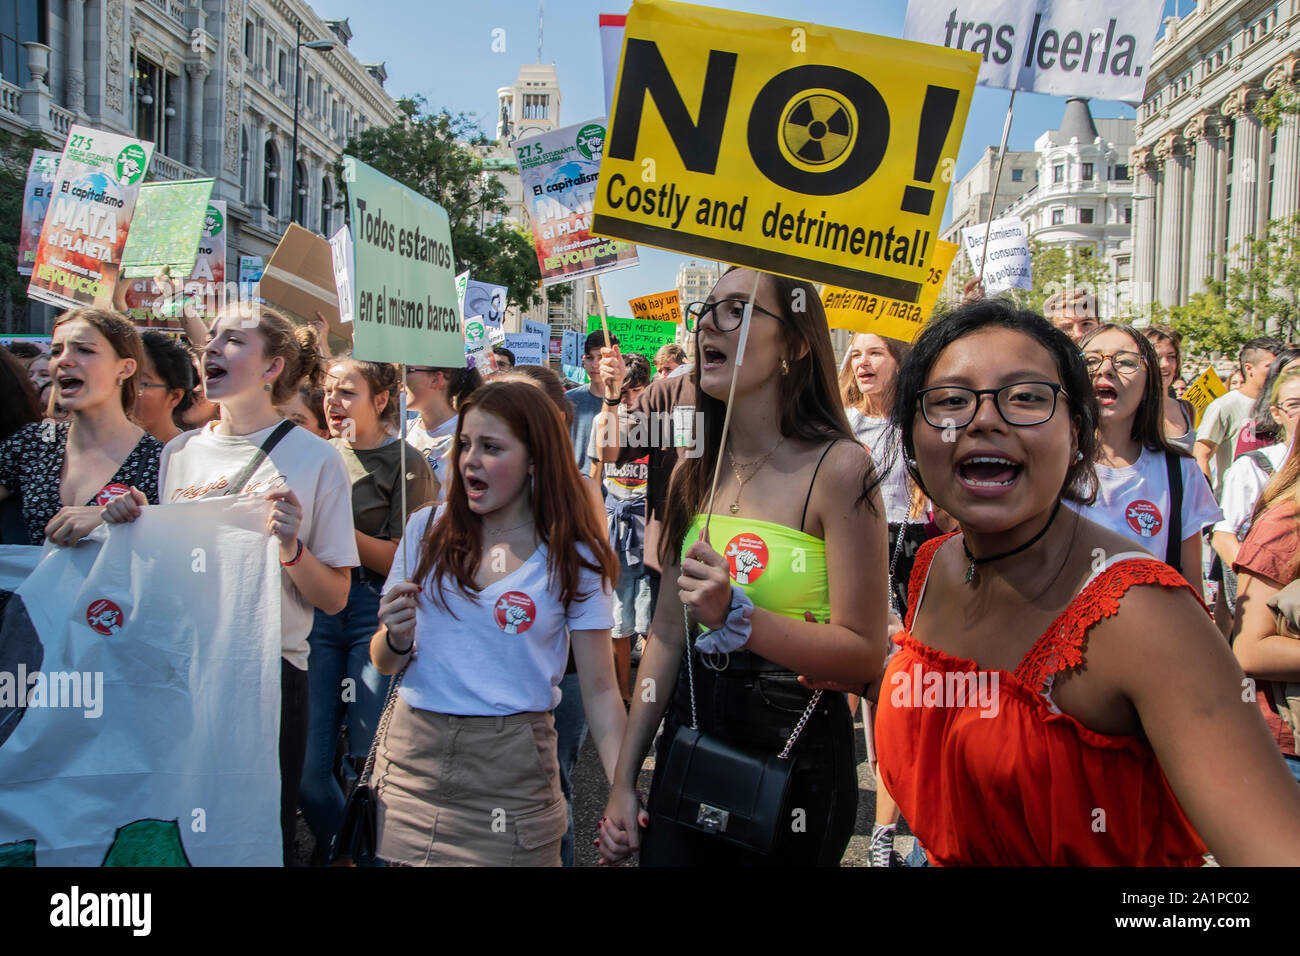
[333,665,407,864]
[648,606,820,856]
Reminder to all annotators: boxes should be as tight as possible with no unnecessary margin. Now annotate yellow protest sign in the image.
[629,289,682,323]
[594,0,979,301]
[1184,366,1227,428]
[821,240,958,343]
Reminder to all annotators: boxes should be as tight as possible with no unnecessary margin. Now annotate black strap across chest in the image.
[799,440,840,534]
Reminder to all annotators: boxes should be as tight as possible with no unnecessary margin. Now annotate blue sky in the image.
[324,0,1186,311]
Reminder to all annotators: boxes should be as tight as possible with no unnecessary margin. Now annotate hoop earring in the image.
[781,358,789,375]
[264,383,273,392]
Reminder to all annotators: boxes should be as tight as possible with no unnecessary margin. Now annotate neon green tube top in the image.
[683,513,830,622]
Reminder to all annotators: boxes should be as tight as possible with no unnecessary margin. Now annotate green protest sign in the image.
[586,315,678,358]
[343,156,463,366]
[120,179,215,277]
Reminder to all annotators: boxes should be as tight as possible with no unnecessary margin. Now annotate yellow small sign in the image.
[629,289,682,323]
[1184,366,1227,428]
[594,0,979,300]
[820,240,958,343]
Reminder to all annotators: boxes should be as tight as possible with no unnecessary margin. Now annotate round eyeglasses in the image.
[684,298,782,332]
[1081,350,1143,375]
[917,381,1066,429]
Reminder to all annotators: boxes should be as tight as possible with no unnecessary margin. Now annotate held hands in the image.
[44,506,106,548]
[378,581,420,652]
[266,488,304,559]
[597,345,626,398]
[102,486,148,524]
[596,785,649,866]
[962,277,985,305]
[678,528,733,631]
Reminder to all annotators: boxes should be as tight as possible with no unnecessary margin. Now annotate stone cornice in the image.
[1264,56,1300,90]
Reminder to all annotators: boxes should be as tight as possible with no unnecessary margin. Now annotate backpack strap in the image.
[1245,449,1277,477]
[1164,450,1184,572]
[224,419,296,496]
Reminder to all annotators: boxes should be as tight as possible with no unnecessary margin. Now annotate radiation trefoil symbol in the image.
[781,92,854,168]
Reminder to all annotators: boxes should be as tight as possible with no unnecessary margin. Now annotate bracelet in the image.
[603,396,622,406]
[385,629,414,655]
[280,539,304,567]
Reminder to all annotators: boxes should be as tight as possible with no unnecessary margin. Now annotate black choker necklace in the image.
[962,500,1063,585]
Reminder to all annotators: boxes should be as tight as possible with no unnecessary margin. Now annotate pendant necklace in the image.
[961,499,1062,585]
[726,435,786,515]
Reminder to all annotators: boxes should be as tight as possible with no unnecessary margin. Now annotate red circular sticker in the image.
[86,599,124,636]
[494,591,537,634]
[724,533,770,585]
[95,483,130,506]
[1125,500,1163,539]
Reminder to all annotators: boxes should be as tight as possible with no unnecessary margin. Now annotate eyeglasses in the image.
[684,298,781,332]
[1081,350,1143,375]
[1275,399,1300,415]
[138,382,170,390]
[917,382,1066,429]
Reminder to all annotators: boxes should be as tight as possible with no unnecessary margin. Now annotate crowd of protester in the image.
[4,270,1300,869]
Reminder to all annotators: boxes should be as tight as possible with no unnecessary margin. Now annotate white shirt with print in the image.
[405,413,458,503]
[1067,446,1222,564]
[160,421,359,669]
[386,506,613,716]
[1214,442,1287,539]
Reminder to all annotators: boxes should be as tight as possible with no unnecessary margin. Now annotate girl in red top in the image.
[875,299,1300,866]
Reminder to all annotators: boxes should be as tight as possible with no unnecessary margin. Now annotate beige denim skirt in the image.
[373,698,568,866]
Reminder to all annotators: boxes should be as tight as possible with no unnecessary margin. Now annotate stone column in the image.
[1265,61,1300,221]
[1184,114,1218,296]
[65,0,87,117]
[186,61,209,170]
[1223,86,1260,269]
[247,114,265,219]
[1131,149,1158,308]
[1156,134,1185,307]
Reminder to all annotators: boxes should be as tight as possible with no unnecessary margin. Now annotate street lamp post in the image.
[291,21,336,226]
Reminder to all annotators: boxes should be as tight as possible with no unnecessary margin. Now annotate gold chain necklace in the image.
[725,435,786,515]
[484,518,534,536]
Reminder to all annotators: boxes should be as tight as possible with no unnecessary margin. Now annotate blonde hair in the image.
[1043,289,1098,320]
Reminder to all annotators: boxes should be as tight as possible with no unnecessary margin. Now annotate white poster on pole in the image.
[960,217,1032,294]
[504,332,546,366]
[561,329,581,368]
[0,497,283,866]
[903,0,1163,103]
[524,318,551,345]
[329,225,355,324]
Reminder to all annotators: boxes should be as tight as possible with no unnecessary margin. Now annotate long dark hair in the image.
[1080,323,1189,458]
[894,298,1100,504]
[662,268,880,566]
[140,331,195,426]
[412,381,617,611]
[0,348,42,440]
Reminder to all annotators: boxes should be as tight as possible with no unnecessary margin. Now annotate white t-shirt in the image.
[405,413,458,503]
[1196,389,1256,494]
[386,506,614,716]
[160,421,359,670]
[846,409,916,524]
[1214,442,1287,539]
[1067,446,1222,564]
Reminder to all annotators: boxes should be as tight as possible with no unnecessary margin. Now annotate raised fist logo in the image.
[724,533,770,585]
[86,599,124,636]
[493,591,536,634]
[1124,500,1163,539]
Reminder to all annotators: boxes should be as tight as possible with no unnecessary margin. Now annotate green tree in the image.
[0,127,58,326]
[335,96,555,312]
[1162,290,1250,359]
[1218,212,1300,341]
[1017,239,1112,315]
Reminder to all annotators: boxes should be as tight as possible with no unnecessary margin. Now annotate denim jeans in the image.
[613,554,652,637]
[300,575,388,857]
[554,670,588,867]
[1286,754,1300,786]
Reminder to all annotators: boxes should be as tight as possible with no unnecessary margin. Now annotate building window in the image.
[332,100,340,133]
[239,127,249,200]
[306,77,314,112]
[1269,127,1279,218]
[244,20,255,59]
[1011,168,1023,182]
[1081,162,1094,181]
[265,38,273,74]
[1051,208,1064,225]
[321,177,332,235]
[1112,164,1129,181]
[133,59,177,157]
[1053,163,1064,183]
[264,140,280,217]
[523,94,549,120]
[277,49,287,87]
[1124,205,1132,225]
[1,0,48,86]
[1079,208,1095,224]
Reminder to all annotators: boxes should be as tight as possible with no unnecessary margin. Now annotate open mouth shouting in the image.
[203,361,228,390]
[464,473,490,502]
[956,452,1023,494]
[55,372,85,399]
[700,341,728,372]
[1093,382,1119,407]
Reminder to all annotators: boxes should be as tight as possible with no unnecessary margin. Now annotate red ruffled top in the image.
[876,533,1208,867]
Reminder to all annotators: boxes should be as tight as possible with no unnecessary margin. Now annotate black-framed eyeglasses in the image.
[1081,350,1143,375]
[684,298,781,332]
[917,381,1066,429]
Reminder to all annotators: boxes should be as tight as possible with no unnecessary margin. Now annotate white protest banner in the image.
[600,13,627,117]
[330,225,356,324]
[959,216,1031,293]
[903,0,1163,103]
[343,156,463,367]
[16,150,60,276]
[0,496,282,866]
[524,318,551,344]
[504,332,546,366]
[561,329,581,367]
[464,279,508,329]
[27,126,154,310]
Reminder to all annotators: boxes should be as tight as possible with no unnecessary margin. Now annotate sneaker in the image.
[868,826,902,868]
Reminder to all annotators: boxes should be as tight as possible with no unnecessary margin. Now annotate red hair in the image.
[412,380,617,611]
